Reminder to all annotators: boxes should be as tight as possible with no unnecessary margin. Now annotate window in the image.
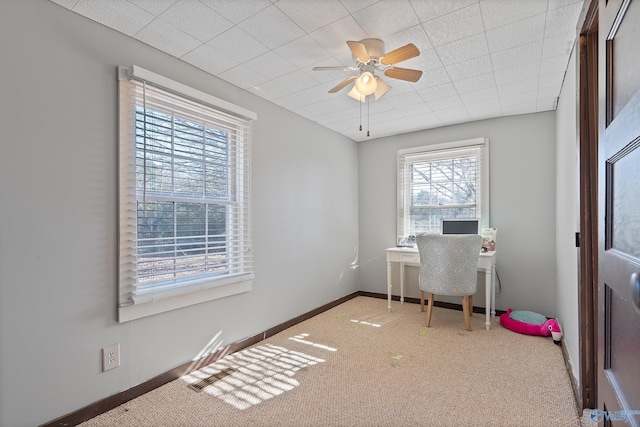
[397,138,489,239]
[118,66,256,322]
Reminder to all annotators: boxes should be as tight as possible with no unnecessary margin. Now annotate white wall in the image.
[0,2,358,426]
[555,43,580,384]
[358,112,558,316]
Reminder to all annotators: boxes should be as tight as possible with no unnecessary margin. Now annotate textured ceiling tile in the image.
[420,67,451,89]
[419,82,458,102]
[542,36,574,58]
[274,69,326,92]
[73,0,154,36]
[485,14,545,53]
[275,0,349,33]
[410,0,478,21]
[205,27,269,64]
[385,91,425,108]
[316,96,358,113]
[465,98,502,118]
[428,94,463,111]
[545,2,583,37]
[370,108,406,123]
[540,54,570,75]
[395,102,433,117]
[292,102,331,120]
[382,24,433,53]
[309,16,368,56]
[420,67,452,88]
[497,77,539,97]
[136,19,202,58]
[459,86,499,104]
[50,0,80,8]
[445,54,492,81]
[494,63,541,85]
[452,72,496,94]
[490,41,543,71]
[199,0,271,24]
[53,0,582,141]
[539,71,566,90]
[407,111,443,128]
[243,51,297,81]
[159,0,232,42]
[219,64,269,89]
[273,91,316,110]
[500,90,538,113]
[247,80,292,100]
[548,0,584,10]
[128,0,177,16]
[275,35,332,68]
[422,3,484,46]
[353,0,420,38]
[339,0,380,14]
[435,106,471,123]
[435,32,488,66]
[480,0,547,31]
[182,43,239,75]
[238,5,305,49]
[408,48,444,73]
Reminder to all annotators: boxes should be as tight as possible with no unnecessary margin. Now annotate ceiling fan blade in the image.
[384,67,423,83]
[346,41,370,62]
[312,66,358,71]
[380,43,420,65]
[374,77,392,100]
[329,76,357,93]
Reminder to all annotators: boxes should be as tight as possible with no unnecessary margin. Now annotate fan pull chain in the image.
[359,94,362,131]
[367,98,370,137]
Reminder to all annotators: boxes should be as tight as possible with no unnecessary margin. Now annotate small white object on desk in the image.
[385,247,497,330]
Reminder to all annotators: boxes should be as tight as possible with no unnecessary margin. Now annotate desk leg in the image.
[491,264,496,317]
[399,261,405,304]
[387,260,392,312]
[485,268,492,330]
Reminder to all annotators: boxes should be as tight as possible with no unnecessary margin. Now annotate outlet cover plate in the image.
[102,343,120,372]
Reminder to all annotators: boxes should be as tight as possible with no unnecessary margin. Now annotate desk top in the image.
[386,246,496,257]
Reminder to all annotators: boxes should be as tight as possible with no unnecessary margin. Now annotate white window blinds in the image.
[397,138,489,238]
[118,66,255,321]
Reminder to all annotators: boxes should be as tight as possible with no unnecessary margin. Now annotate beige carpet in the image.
[81,296,581,426]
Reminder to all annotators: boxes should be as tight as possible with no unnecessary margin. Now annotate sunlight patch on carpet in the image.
[181,344,326,410]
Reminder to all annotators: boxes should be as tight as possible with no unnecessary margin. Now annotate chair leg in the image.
[469,295,473,316]
[420,290,425,312]
[462,295,472,331]
[426,293,434,327]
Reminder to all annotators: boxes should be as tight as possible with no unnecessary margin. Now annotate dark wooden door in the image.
[597,0,640,425]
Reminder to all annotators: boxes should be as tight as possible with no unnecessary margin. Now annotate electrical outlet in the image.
[102,343,120,372]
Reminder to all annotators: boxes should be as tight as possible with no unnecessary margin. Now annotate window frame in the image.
[117,66,256,322]
[397,138,489,240]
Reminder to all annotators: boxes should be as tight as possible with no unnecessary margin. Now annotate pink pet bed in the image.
[500,308,562,345]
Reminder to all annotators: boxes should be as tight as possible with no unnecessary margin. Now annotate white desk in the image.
[385,247,497,330]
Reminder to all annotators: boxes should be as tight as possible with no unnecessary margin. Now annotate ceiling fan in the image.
[313,38,423,102]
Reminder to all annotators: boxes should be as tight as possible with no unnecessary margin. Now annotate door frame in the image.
[577,0,599,410]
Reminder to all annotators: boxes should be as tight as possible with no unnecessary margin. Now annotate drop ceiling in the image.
[50,0,584,142]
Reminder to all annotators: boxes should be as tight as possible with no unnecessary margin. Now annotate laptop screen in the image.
[441,218,480,235]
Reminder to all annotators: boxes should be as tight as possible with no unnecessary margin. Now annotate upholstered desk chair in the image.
[416,234,482,331]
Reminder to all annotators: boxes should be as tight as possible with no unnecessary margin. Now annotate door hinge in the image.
[576,232,580,248]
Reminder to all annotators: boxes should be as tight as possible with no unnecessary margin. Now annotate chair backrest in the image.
[416,234,482,297]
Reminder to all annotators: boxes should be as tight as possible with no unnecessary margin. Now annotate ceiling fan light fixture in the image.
[347,86,366,103]
[354,71,377,96]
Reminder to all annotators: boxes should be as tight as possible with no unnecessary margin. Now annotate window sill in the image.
[118,276,252,322]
